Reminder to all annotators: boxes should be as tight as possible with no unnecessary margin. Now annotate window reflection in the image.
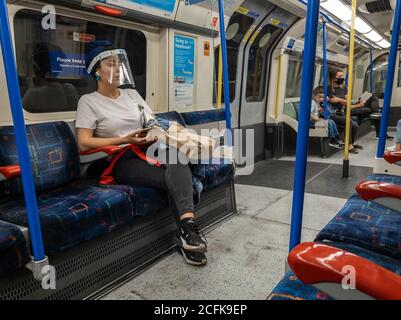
[364,53,389,99]
[14,9,147,113]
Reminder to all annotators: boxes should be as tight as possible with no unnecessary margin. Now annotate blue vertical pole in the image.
[0,0,45,261]
[323,21,329,119]
[217,0,232,145]
[289,0,321,251]
[377,0,401,158]
[369,48,374,93]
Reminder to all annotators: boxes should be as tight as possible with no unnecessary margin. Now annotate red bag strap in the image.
[99,144,161,185]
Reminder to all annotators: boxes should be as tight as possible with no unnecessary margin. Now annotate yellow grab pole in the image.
[274,54,282,119]
[253,48,261,100]
[343,0,357,178]
[217,46,223,109]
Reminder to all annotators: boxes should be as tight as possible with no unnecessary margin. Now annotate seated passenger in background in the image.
[325,72,362,154]
[328,69,393,141]
[311,86,342,149]
[328,70,368,116]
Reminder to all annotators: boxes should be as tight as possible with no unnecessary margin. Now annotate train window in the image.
[246,24,282,102]
[285,58,303,98]
[14,9,147,113]
[363,53,388,99]
[213,12,254,104]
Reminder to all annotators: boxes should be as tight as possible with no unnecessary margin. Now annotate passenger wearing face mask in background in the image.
[328,69,393,142]
[326,70,361,154]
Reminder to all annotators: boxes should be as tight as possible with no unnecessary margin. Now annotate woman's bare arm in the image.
[76,128,128,152]
[76,128,156,152]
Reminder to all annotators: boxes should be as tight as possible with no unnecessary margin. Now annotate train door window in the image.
[14,9,147,113]
[213,12,254,104]
[245,24,282,102]
[363,53,388,99]
[285,57,303,99]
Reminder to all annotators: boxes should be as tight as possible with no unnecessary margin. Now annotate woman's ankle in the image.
[179,212,195,221]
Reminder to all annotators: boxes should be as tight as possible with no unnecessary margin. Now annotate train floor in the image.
[101,130,393,300]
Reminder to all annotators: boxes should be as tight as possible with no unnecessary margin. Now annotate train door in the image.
[238,8,297,163]
[213,0,275,130]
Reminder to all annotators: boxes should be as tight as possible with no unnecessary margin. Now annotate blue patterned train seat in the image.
[367,173,401,185]
[0,181,167,255]
[0,121,80,197]
[191,161,235,192]
[181,109,226,126]
[108,184,167,217]
[0,120,233,257]
[316,194,401,260]
[0,220,29,277]
[156,111,186,128]
[157,109,226,127]
[268,242,401,300]
[268,271,334,300]
[0,181,136,255]
[156,111,235,191]
[0,122,163,255]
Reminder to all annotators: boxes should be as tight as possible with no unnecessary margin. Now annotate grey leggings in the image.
[113,148,194,218]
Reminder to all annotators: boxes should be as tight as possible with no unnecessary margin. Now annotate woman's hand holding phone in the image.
[124,129,157,146]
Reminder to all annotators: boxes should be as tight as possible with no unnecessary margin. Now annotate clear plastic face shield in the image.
[88,49,135,87]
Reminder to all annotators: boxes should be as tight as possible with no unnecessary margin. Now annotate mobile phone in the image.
[134,127,153,137]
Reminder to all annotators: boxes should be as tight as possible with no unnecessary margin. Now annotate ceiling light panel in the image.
[365,30,383,42]
[321,0,352,21]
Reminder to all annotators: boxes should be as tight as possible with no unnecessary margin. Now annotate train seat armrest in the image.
[356,181,401,211]
[384,151,401,166]
[0,165,21,181]
[288,242,401,300]
[80,146,123,164]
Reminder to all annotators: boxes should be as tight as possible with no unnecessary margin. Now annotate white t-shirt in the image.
[75,89,153,138]
[311,100,319,118]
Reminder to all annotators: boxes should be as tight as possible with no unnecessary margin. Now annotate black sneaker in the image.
[176,218,207,252]
[328,141,342,149]
[177,246,207,266]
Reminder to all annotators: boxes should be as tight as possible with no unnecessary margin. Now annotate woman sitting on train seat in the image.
[311,86,342,149]
[75,41,207,266]
[326,70,362,154]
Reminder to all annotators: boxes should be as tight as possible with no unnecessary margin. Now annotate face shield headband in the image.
[87,49,135,87]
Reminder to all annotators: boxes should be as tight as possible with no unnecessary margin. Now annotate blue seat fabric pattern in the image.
[0,220,29,277]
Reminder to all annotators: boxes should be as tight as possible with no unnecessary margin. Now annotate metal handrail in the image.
[0,0,48,277]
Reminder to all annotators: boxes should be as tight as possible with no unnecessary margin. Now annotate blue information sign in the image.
[174,35,195,108]
[49,51,88,78]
